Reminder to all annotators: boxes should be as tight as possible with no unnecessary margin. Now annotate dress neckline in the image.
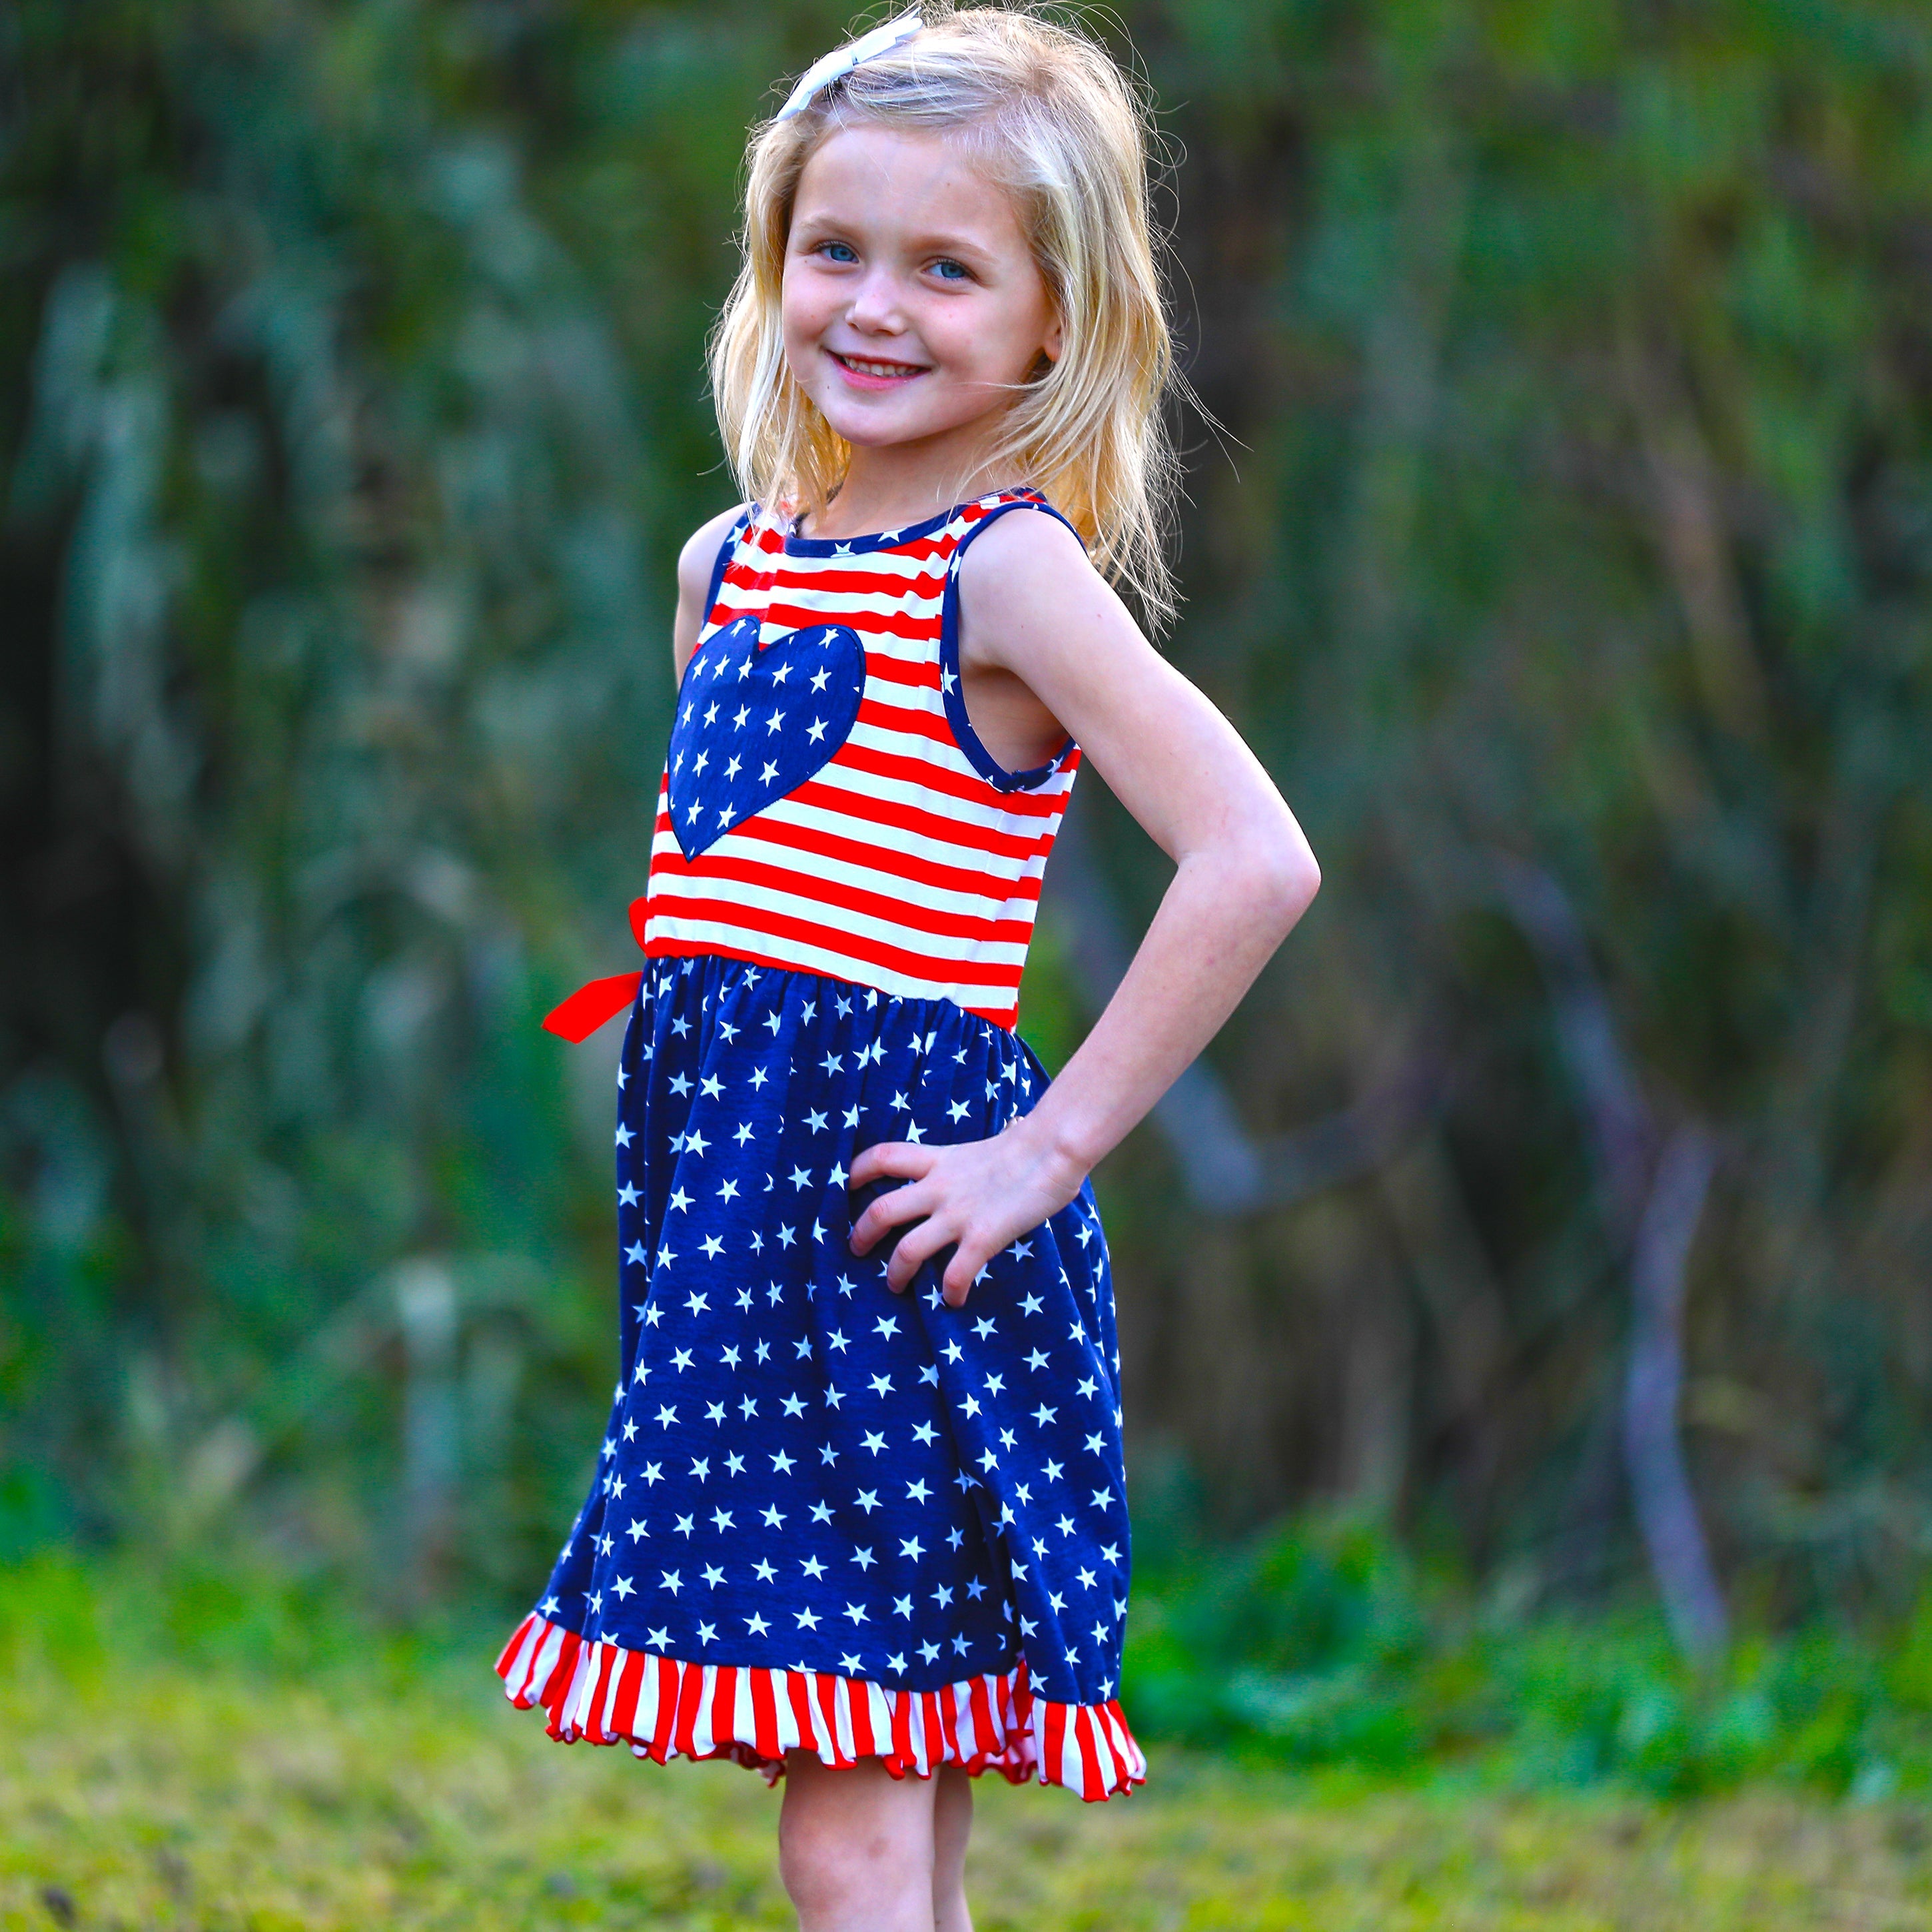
[782,490,1031,557]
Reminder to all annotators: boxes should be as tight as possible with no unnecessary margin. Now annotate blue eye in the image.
[932,258,969,282]
[821,241,858,264]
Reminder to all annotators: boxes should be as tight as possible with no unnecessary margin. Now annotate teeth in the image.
[841,356,919,377]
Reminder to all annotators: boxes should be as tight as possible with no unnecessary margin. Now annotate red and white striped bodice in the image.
[642,491,1079,1029]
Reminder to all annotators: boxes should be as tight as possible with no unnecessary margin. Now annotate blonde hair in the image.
[710,2,1180,624]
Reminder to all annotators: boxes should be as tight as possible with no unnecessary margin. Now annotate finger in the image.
[942,1237,997,1308]
[849,1179,937,1256]
[849,1142,935,1191]
[885,1215,961,1294]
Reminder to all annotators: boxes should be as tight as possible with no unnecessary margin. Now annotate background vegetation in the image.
[4,0,1931,1809]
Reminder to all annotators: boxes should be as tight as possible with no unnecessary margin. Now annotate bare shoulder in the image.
[672,502,751,679]
[676,501,751,610]
[955,506,1114,676]
[955,501,1147,681]
[956,502,1100,615]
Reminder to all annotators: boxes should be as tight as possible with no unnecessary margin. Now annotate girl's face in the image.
[781,124,1062,468]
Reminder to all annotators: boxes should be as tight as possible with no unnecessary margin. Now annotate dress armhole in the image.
[939,498,1084,795]
[698,505,758,636]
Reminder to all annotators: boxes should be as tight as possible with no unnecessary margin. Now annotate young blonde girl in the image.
[498,7,1318,1927]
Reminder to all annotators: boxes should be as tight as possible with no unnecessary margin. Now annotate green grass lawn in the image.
[6,1642,1932,1931]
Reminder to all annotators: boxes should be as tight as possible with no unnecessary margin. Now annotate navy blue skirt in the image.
[498,952,1145,1797]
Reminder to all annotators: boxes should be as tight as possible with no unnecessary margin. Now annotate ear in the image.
[1042,311,1064,363]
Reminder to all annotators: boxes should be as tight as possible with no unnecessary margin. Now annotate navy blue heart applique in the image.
[667,613,867,859]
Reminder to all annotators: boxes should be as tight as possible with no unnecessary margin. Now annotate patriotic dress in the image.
[496,490,1144,1801]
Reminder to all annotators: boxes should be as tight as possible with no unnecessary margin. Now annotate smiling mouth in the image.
[830,351,929,380]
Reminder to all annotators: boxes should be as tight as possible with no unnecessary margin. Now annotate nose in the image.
[844,264,906,335]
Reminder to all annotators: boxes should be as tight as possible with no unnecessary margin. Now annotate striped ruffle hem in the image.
[496,1612,1145,1803]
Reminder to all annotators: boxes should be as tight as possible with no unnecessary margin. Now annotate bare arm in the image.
[850,509,1320,1302]
[672,502,751,681]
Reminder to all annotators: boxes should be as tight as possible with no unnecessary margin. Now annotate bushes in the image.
[1125,1515,1932,1797]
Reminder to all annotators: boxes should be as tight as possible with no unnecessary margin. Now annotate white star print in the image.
[534,818,1137,1733]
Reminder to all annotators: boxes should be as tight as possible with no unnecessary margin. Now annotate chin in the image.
[813,400,920,448]
[835,422,917,450]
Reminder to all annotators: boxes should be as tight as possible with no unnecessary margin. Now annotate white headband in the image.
[775,10,924,121]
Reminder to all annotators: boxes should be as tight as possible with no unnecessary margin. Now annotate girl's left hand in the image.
[847,1119,1085,1307]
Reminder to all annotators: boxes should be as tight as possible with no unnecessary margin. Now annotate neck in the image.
[803,428,1015,541]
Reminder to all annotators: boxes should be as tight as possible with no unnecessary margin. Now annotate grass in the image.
[5,1561,1932,1929]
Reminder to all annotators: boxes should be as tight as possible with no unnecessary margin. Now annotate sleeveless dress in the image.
[496,490,1144,1801]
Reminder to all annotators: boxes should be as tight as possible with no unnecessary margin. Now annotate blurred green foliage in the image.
[1,0,1930,1670]
[1124,1512,1932,1796]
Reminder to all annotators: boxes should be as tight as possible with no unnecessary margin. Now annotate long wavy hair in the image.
[710,3,1181,625]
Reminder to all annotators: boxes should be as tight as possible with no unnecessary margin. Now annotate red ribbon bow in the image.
[542,898,650,1043]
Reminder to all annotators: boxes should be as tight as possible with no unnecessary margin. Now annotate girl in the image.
[498,6,1319,1927]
